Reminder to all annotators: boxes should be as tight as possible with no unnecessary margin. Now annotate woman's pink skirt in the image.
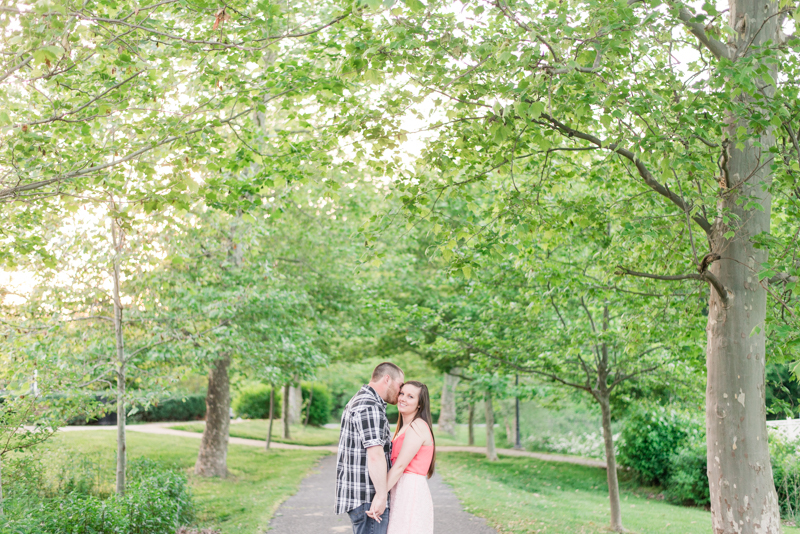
[387,472,434,534]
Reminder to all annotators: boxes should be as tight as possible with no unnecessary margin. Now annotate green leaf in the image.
[529,101,544,119]
[723,230,735,240]
[403,0,425,10]
[462,265,472,279]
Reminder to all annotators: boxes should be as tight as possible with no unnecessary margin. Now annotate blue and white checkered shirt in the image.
[334,385,392,514]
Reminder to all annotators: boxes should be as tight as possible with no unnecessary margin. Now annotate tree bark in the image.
[468,402,475,446]
[110,218,126,496]
[266,385,274,450]
[704,2,781,532]
[438,369,460,437]
[598,392,623,532]
[484,391,497,461]
[514,374,521,449]
[195,355,231,477]
[283,383,291,440]
[288,384,303,425]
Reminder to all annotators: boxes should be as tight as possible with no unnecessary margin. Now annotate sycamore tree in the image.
[333,1,800,530]
[149,176,370,475]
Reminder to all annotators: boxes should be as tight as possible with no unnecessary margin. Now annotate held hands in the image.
[366,493,387,523]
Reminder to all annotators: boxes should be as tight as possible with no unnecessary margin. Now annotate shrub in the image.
[770,429,800,521]
[301,382,332,426]
[1,457,194,534]
[135,395,207,422]
[233,384,282,419]
[665,439,709,506]
[617,406,702,485]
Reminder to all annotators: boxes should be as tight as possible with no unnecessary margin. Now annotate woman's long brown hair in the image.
[393,380,436,478]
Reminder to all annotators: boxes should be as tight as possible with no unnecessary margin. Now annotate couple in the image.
[335,362,436,534]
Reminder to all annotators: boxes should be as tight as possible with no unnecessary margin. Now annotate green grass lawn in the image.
[170,419,341,446]
[46,429,327,533]
[169,420,494,448]
[435,424,491,447]
[437,452,800,534]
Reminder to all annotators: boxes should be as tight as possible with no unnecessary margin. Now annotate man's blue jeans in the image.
[347,502,390,534]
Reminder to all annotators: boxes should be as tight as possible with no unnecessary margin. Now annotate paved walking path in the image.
[60,423,606,468]
[266,454,496,534]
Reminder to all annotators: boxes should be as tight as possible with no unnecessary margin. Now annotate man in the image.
[335,362,404,533]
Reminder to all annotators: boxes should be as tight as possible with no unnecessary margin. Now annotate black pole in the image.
[514,374,521,450]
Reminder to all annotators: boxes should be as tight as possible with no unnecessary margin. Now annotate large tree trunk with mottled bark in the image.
[195,355,231,478]
[438,369,460,437]
[484,391,497,461]
[704,2,781,532]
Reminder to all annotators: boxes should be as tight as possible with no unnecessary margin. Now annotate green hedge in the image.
[233,384,282,419]
[302,382,332,426]
[135,395,206,422]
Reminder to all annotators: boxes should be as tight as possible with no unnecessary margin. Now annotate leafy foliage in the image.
[1,457,193,534]
[136,396,207,423]
[233,384,282,420]
[301,382,332,426]
[664,440,710,507]
[617,406,703,486]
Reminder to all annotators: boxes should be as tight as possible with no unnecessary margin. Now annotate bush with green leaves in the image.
[301,382,332,426]
[233,384,282,419]
[617,406,703,486]
[135,395,207,422]
[1,457,194,534]
[770,430,800,521]
[664,439,709,506]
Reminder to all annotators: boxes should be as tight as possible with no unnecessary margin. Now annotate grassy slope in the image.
[49,429,327,534]
[438,452,800,534]
[170,420,341,446]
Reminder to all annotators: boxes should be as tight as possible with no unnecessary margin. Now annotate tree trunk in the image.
[704,2,781,532]
[0,454,4,515]
[438,369,460,437]
[468,402,475,446]
[484,391,497,461]
[111,218,126,496]
[598,392,623,532]
[195,355,231,477]
[266,385,274,450]
[514,374,521,449]
[288,384,303,425]
[304,386,314,427]
[283,383,291,440]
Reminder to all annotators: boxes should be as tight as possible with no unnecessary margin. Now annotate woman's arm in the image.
[386,421,428,491]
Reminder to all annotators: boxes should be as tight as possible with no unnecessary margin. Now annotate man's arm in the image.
[366,445,388,521]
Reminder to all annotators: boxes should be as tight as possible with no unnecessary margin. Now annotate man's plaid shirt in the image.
[334,385,392,515]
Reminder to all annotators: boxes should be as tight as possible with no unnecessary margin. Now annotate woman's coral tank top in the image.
[390,430,434,476]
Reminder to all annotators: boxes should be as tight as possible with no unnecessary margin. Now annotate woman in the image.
[375,380,436,533]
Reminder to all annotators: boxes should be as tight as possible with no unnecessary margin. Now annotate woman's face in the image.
[397,384,422,417]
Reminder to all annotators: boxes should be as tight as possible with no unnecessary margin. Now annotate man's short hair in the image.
[371,362,404,382]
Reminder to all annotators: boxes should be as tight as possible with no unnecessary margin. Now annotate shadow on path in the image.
[266,455,497,533]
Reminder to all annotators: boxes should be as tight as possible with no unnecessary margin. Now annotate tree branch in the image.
[617,266,730,305]
[534,111,712,234]
[676,6,731,60]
